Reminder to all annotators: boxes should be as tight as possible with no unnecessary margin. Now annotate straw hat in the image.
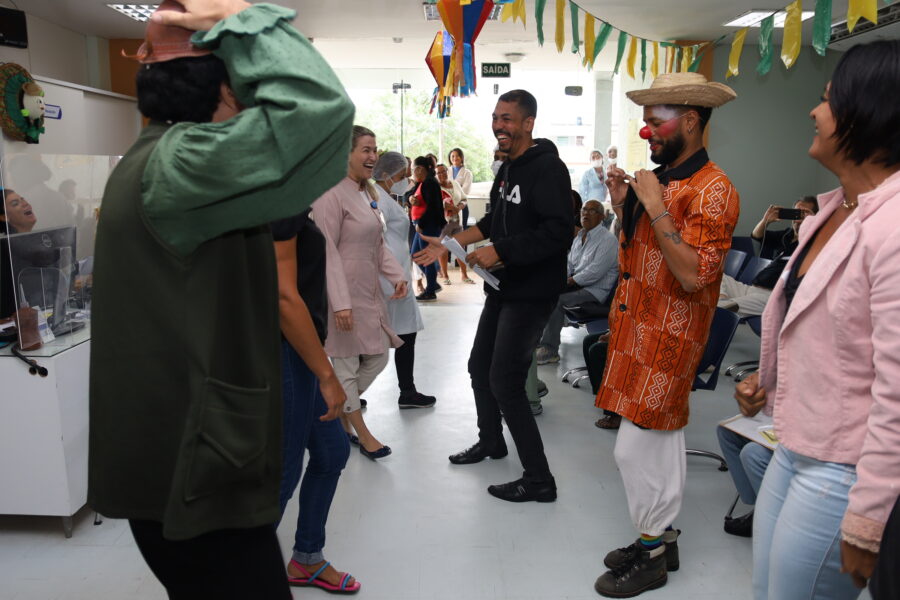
[626,72,736,108]
[125,0,212,64]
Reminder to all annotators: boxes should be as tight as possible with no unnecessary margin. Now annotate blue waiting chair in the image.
[724,249,748,279]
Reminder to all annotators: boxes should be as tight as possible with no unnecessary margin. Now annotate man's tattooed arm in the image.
[662,230,682,245]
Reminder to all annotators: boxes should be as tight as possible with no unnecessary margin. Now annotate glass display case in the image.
[1,152,119,356]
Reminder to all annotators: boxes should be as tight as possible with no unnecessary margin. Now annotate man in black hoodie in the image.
[415,89,573,502]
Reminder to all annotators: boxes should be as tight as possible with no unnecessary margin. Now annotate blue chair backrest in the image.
[724,249,748,278]
[693,308,742,391]
[730,236,755,256]
[737,256,773,284]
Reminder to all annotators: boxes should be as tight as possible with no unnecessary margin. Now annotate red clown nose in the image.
[639,126,653,139]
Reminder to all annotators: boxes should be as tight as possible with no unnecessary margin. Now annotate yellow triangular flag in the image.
[626,35,638,79]
[727,28,749,78]
[651,41,659,78]
[847,0,878,33]
[681,46,694,72]
[584,13,596,68]
[665,46,675,73]
[502,0,527,27]
[555,0,565,53]
[782,0,802,69]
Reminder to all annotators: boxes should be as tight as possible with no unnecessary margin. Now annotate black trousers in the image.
[395,331,417,396]
[582,332,616,416]
[129,520,291,600]
[870,493,900,599]
[468,294,555,482]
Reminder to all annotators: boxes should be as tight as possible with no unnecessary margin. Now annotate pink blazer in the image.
[312,178,406,358]
[758,170,900,552]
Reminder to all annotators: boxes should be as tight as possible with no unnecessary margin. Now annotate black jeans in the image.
[129,520,291,600]
[396,331,417,396]
[582,332,616,417]
[468,294,555,483]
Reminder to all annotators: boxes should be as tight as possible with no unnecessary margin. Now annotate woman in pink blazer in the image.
[734,41,900,599]
[312,126,408,460]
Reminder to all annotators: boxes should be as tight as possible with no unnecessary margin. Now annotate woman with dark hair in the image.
[313,126,409,460]
[449,147,473,230]
[409,156,446,301]
[1,188,37,234]
[735,40,900,598]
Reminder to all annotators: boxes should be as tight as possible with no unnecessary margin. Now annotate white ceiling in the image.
[6,0,856,72]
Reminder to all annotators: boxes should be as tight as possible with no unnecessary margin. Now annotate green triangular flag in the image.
[757,14,775,75]
[535,0,548,46]
[593,22,613,63]
[613,30,628,74]
[674,46,683,72]
[812,0,832,56]
[640,39,647,80]
[570,1,580,53]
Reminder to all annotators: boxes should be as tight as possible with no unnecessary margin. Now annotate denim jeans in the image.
[411,226,441,294]
[716,425,773,506]
[278,340,350,564]
[468,294,556,482]
[753,444,863,600]
[539,287,597,354]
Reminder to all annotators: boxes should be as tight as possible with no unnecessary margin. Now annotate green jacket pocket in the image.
[184,377,270,502]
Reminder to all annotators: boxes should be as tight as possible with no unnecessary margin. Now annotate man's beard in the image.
[650,132,686,166]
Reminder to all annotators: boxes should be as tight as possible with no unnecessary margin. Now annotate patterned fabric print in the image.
[596,160,739,430]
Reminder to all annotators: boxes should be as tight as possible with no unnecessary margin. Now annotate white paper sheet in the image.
[719,413,778,450]
[441,236,500,290]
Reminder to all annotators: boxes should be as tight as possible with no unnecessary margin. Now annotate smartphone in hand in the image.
[777,208,803,220]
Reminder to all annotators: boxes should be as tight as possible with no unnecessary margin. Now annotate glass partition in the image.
[1,152,118,356]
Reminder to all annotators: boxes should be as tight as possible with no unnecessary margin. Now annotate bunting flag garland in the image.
[651,41,659,78]
[570,0,580,53]
[727,27,749,78]
[626,35,638,78]
[681,45,693,72]
[594,21,614,62]
[757,14,775,75]
[847,0,878,32]
[674,46,683,72]
[534,0,547,46]
[613,30,628,74]
[782,0,803,69]
[555,0,566,53]
[640,39,647,80]
[583,13,596,67]
[500,0,526,27]
[666,45,676,74]
[812,0,833,55]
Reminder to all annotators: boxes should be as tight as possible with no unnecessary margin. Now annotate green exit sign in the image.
[481,62,511,77]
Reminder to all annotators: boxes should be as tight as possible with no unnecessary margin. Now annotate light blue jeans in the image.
[753,445,863,600]
[716,425,773,505]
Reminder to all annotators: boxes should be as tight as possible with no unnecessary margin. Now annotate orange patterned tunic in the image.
[596,154,739,430]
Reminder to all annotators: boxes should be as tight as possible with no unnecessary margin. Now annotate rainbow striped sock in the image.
[639,534,663,549]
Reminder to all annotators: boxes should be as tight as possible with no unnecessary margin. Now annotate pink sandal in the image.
[287,559,361,594]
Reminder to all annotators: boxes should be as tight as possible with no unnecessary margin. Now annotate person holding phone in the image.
[750,196,818,259]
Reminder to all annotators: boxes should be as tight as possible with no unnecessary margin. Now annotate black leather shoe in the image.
[398,392,436,409]
[487,477,557,503]
[724,510,753,538]
[448,442,508,465]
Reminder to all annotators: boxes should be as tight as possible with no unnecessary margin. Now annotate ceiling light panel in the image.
[725,10,815,28]
[107,4,159,22]
[423,3,502,21]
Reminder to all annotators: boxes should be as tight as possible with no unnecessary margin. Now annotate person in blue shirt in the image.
[579,150,608,202]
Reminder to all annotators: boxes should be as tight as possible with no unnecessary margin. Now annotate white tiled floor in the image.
[0,281,872,599]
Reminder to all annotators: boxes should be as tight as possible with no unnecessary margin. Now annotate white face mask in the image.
[390,178,408,196]
[491,160,503,176]
[591,159,603,169]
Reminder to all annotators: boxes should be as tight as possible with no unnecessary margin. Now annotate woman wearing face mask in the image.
[606,145,618,170]
[371,152,438,409]
[578,150,608,203]
[312,126,409,460]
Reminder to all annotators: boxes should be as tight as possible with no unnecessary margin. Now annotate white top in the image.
[453,166,473,194]
[376,185,424,335]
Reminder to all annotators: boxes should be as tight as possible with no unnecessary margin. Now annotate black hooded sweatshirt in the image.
[476,138,573,301]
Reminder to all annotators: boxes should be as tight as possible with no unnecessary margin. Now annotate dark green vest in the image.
[89,124,283,540]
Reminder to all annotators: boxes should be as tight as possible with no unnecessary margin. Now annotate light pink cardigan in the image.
[758,169,900,552]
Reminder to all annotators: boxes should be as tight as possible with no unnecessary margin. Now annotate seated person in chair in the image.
[715,424,773,537]
[718,197,818,316]
[535,199,618,365]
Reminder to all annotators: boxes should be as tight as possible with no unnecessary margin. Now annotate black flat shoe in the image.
[448,442,508,465]
[487,477,557,503]
[360,445,392,460]
[398,392,436,409]
[724,510,753,538]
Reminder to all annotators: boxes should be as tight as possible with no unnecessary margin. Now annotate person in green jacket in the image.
[87,1,355,597]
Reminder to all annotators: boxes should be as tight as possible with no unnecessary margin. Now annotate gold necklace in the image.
[842,196,858,210]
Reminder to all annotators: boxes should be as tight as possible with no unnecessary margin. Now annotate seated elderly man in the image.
[718,196,818,316]
[536,199,618,365]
